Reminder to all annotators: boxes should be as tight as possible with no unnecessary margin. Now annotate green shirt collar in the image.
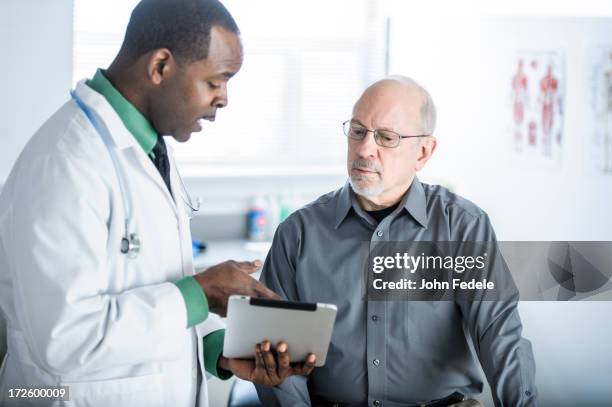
[88,68,158,155]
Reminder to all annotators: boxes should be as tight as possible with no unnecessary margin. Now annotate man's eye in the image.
[351,127,366,136]
[378,132,395,142]
[207,81,220,89]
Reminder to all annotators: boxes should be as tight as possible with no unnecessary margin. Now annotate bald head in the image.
[353,76,436,135]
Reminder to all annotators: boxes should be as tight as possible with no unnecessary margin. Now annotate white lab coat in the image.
[0,81,223,406]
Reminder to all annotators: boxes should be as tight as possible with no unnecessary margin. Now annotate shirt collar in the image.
[334,177,429,229]
[403,177,428,228]
[87,68,158,154]
[334,180,354,229]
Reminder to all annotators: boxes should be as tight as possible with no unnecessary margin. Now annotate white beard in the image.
[349,175,384,198]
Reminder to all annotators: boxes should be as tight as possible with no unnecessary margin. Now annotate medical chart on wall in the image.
[587,45,612,175]
[509,50,565,162]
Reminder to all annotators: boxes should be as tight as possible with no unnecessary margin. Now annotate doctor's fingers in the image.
[290,353,316,377]
[249,280,282,300]
[257,342,281,383]
[235,259,263,274]
[275,341,292,379]
[254,343,266,371]
[204,259,259,275]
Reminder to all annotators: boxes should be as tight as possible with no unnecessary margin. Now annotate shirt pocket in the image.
[400,302,463,350]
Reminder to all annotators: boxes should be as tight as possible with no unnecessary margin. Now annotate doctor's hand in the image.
[218,340,316,386]
[194,260,280,316]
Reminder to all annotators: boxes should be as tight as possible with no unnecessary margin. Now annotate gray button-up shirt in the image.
[256,178,537,407]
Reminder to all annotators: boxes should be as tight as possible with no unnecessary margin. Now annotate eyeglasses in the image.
[342,120,429,148]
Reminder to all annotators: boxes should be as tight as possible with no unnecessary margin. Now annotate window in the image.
[74,0,385,176]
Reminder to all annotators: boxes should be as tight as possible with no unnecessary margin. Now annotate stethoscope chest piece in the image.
[120,233,141,259]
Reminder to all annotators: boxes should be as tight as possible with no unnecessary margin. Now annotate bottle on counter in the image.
[247,195,268,241]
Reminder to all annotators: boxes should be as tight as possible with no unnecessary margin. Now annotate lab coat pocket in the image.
[62,372,166,407]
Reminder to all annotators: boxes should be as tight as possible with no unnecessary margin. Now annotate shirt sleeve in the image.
[174,273,230,379]
[456,213,538,407]
[174,276,209,328]
[202,329,233,380]
[255,220,312,406]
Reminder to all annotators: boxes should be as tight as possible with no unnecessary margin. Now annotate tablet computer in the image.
[222,295,337,367]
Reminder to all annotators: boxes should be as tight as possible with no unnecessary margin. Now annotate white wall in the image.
[389,17,612,241]
[0,0,74,184]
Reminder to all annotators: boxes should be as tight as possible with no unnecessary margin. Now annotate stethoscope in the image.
[70,90,201,258]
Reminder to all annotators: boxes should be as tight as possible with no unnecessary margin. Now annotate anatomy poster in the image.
[587,46,612,175]
[510,50,565,161]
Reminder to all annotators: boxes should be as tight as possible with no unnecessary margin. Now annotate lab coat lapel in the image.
[167,143,195,278]
[128,142,178,216]
[74,80,178,216]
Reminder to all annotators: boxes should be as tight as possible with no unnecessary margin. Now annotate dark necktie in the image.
[150,135,173,197]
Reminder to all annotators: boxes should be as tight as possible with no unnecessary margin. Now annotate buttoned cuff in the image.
[174,276,209,328]
[204,329,233,380]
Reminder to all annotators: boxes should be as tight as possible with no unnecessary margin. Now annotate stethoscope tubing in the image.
[70,90,132,246]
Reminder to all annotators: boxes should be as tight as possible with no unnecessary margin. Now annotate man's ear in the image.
[146,48,176,85]
[415,136,437,171]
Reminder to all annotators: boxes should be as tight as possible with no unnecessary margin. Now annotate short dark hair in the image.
[122,0,239,63]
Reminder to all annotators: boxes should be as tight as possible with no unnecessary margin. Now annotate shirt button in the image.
[373,401,381,406]
[371,315,378,322]
[373,358,380,366]
[376,230,383,237]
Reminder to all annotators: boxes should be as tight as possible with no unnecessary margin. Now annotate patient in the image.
[255,77,537,407]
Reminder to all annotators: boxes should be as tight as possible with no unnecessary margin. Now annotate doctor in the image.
[0,0,315,406]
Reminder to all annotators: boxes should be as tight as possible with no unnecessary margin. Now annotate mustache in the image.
[351,159,381,173]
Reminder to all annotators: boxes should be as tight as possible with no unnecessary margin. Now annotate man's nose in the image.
[354,131,379,158]
[212,84,228,108]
